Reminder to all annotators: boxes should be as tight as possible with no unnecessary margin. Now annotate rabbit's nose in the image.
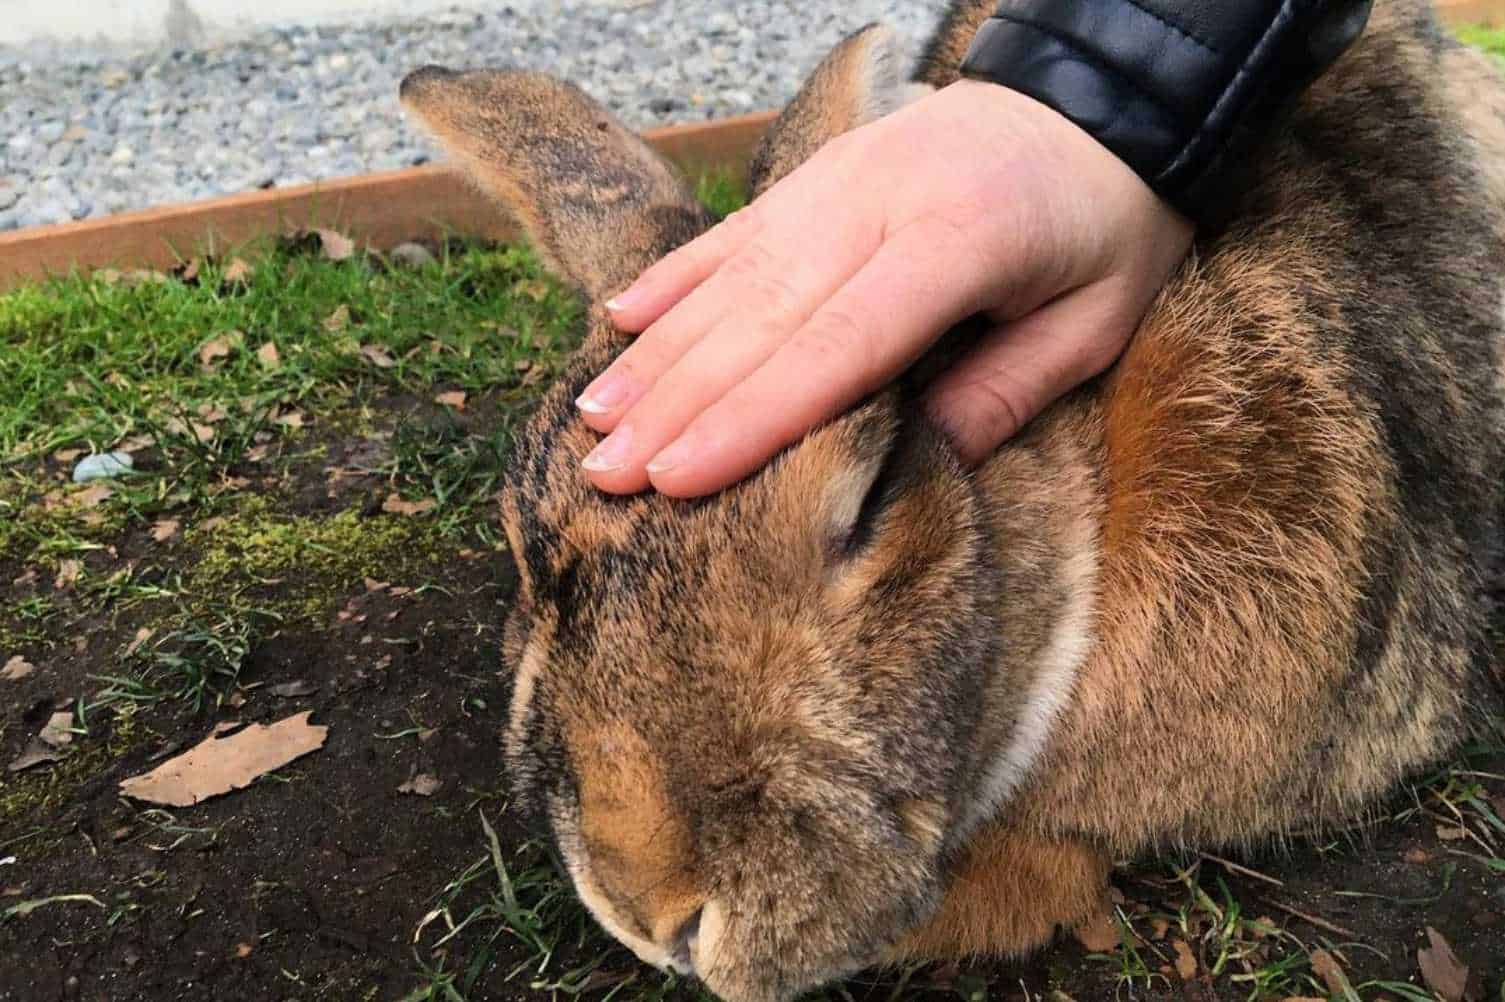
[667,906,703,975]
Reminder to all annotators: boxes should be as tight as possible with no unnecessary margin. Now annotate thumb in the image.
[925,282,1136,464]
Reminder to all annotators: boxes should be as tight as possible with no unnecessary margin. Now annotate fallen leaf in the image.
[39,711,74,748]
[359,344,395,369]
[222,258,254,283]
[8,741,64,772]
[364,578,390,593]
[1148,917,1170,940]
[164,417,216,443]
[174,258,201,283]
[234,942,254,959]
[1073,908,1121,952]
[1405,847,1434,864]
[270,680,318,699]
[324,304,351,333]
[74,483,114,508]
[434,390,467,411]
[151,519,180,543]
[382,494,436,516]
[317,229,355,261]
[1,656,35,681]
[53,448,84,464]
[1172,939,1197,980]
[196,403,227,423]
[256,341,280,369]
[1418,926,1475,1002]
[199,334,239,368]
[124,627,154,657]
[398,773,442,797]
[119,711,328,807]
[1437,825,1469,842]
[273,409,305,429]
[1309,950,1350,998]
[54,560,82,590]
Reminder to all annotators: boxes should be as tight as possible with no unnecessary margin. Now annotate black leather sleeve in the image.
[959,0,1373,225]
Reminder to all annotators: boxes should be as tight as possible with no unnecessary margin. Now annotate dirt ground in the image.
[0,390,1500,1002]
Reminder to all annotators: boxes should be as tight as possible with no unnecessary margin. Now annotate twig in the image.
[1199,852,1286,887]
[1267,900,1359,941]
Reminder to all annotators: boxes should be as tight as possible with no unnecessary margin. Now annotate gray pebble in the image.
[73,451,134,482]
[389,242,437,269]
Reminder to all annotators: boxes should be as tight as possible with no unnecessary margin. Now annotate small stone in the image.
[109,145,134,164]
[72,451,134,483]
[388,242,436,269]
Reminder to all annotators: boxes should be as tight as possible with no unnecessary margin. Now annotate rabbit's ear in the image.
[400,67,715,301]
[747,24,932,198]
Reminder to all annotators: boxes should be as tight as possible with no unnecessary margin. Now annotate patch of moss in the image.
[1,714,149,835]
[181,496,454,625]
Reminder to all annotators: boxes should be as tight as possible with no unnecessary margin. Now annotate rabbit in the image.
[398,0,1505,998]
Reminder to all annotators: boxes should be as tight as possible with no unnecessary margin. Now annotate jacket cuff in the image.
[959,0,1372,225]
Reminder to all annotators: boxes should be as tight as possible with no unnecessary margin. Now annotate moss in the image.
[180,496,454,625]
[0,715,149,833]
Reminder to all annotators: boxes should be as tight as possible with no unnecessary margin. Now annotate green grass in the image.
[1456,23,1505,61]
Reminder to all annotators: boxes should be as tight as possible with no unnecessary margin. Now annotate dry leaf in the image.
[196,403,227,423]
[359,344,395,369]
[398,773,442,797]
[119,711,328,806]
[324,304,351,332]
[1171,939,1197,980]
[382,494,436,516]
[223,258,254,283]
[514,278,550,301]
[74,483,114,508]
[317,229,355,261]
[199,333,239,368]
[1404,847,1434,864]
[1309,950,1350,998]
[54,560,82,590]
[273,409,305,429]
[234,942,254,959]
[1,656,35,682]
[270,680,318,699]
[1436,825,1469,842]
[40,711,74,748]
[256,341,280,369]
[124,627,154,657]
[434,391,467,411]
[53,448,84,464]
[151,519,180,543]
[1418,926,1475,1002]
[1073,909,1121,952]
[8,741,64,773]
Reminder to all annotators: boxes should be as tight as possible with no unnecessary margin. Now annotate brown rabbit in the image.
[399,1,1505,998]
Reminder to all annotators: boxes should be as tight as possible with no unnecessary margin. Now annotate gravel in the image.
[0,1,941,232]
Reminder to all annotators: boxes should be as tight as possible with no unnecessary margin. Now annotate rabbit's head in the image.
[402,25,1001,1002]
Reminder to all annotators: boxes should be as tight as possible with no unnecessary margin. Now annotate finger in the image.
[924,281,1133,464]
[577,205,880,435]
[603,201,765,332]
[640,216,1011,497]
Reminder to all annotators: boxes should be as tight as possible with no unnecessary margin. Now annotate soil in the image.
[1,396,1502,1002]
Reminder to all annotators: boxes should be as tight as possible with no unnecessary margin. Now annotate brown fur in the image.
[400,2,1505,999]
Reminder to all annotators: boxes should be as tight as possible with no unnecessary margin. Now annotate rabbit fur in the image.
[399,1,1505,999]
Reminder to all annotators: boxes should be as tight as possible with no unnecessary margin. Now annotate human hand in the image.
[575,78,1194,497]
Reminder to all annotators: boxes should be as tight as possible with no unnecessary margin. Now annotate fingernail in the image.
[575,373,629,414]
[582,426,632,473]
[605,286,645,312]
[646,438,691,475]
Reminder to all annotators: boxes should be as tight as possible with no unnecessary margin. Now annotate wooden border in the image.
[3,0,1503,291]
[0,110,776,291]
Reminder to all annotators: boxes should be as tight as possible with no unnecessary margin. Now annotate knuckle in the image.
[800,309,870,374]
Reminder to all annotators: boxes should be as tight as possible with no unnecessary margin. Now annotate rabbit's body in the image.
[401,2,1505,999]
